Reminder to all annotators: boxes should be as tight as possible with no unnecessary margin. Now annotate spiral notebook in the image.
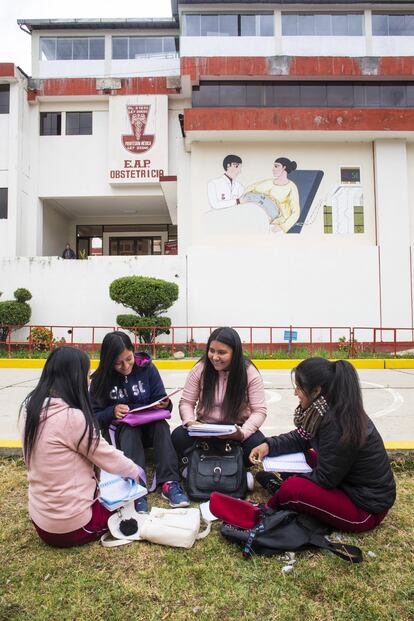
[98,470,147,511]
[262,452,312,473]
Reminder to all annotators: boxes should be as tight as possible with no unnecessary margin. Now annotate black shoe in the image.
[256,471,283,495]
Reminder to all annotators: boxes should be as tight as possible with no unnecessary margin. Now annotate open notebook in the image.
[98,470,147,511]
[262,452,312,473]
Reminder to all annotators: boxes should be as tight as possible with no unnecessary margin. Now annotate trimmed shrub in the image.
[28,326,66,352]
[0,289,32,342]
[110,276,178,344]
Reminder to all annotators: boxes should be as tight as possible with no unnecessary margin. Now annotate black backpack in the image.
[185,440,247,502]
[221,508,363,563]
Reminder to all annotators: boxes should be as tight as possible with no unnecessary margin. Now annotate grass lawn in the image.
[1,456,413,621]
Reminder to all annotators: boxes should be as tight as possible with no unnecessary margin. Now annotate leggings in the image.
[267,476,388,533]
[33,499,112,548]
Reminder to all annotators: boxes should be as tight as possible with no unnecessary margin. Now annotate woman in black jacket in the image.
[249,357,396,532]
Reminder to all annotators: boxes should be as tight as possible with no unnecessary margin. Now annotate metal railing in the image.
[1,324,414,358]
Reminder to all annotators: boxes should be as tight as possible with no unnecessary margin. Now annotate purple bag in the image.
[112,408,171,427]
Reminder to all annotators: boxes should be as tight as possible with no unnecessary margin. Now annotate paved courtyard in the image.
[1,367,413,444]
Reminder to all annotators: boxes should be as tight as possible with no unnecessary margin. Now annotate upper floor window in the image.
[112,37,178,59]
[183,13,274,36]
[0,85,9,114]
[372,13,414,36]
[282,13,364,36]
[0,188,8,219]
[66,112,92,135]
[40,37,105,61]
[40,112,61,136]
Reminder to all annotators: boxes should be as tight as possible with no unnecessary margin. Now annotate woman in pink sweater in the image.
[172,327,267,465]
[21,347,140,548]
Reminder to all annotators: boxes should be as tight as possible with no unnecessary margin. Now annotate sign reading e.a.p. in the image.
[108,95,168,184]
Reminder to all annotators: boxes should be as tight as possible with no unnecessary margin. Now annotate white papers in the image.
[128,388,182,413]
[199,501,219,522]
[262,452,312,473]
[99,470,147,510]
[187,423,236,437]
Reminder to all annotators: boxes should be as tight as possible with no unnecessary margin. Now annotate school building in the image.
[0,0,414,343]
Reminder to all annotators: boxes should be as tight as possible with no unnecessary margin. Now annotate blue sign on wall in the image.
[284,330,298,341]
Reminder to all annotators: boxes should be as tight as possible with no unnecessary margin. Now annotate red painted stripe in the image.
[160,175,177,182]
[0,63,15,78]
[181,56,414,81]
[184,108,414,132]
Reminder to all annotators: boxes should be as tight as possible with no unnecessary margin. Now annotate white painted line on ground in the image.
[360,380,404,419]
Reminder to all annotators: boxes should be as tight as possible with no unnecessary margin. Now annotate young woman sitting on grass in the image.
[250,357,396,532]
[172,327,267,464]
[90,331,189,512]
[21,347,140,548]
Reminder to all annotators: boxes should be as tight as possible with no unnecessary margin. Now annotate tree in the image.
[0,288,32,342]
[109,276,178,344]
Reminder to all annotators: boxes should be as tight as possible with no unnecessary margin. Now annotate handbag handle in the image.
[196,518,212,540]
[100,532,134,548]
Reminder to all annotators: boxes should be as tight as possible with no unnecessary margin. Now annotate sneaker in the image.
[255,471,283,496]
[246,471,255,492]
[134,495,149,513]
[162,481,190,508]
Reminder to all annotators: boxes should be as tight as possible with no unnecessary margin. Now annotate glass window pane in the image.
[220,84,246,106]
[327,83,354,107]
[403,15,414,35]
[197,83,219,106]
[406,84,414,106]
[146,38,163,54]
[0,86,10,114]
[300,83,326,106]
[246,83,263,106]
[372,14,388,36]
[0,188,8,219]
[40,38,56,60]
[112,37,128,59]
[380,84,406,107]
[282,14,297,36]
[263,84,275,106]
[73,38,88,60]
[298,14,315,36]
[348,14,363,36]
[275,83,300,106]
[89,38,104,59]
[260,14,274,36]
[185,14,200,36]
[40,112,61,136]
[219,14,238,36]
[241,15,256,36]
[314,14,331,36]
[56,39,72,60]
[364,84,381,106]
[163,37,177,52]
[79,112,92,134]
[130,38,147,57]
[389,14,405,35]
[201,14,219,36]
[332,14,348,36]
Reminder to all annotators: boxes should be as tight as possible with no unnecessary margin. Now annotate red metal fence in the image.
[1,324,414,358]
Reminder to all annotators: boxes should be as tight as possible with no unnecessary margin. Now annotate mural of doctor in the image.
[207,154,244,210]
[244,157,300,233]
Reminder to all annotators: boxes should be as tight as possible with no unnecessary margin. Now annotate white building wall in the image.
[43,205,71,256]
[180,37,277,57]
[0,114,9,255]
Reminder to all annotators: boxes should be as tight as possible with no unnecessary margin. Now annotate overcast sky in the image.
[0,0,172,74]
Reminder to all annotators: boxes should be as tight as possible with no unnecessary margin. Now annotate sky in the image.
[0,0,172,75]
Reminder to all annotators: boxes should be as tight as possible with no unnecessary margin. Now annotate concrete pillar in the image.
[374,139,412,327]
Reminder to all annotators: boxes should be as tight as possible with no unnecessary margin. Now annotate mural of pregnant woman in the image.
[207,154,324,234]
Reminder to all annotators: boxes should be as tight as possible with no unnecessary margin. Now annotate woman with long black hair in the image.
[250,357,396,532]
[172,327,267,463]
[21,347,140,547]
[90,331,189,511]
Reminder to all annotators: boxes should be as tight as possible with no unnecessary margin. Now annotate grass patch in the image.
[1,457,413,621]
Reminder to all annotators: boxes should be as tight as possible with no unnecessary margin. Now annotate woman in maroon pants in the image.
[249,357,396,533]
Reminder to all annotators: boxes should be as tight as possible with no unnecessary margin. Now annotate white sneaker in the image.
[247,471,254,492]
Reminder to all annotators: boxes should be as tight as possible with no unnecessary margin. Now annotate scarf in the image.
[293,395,328,440]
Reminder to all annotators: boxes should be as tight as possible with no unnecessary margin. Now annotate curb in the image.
[2,358,414,370]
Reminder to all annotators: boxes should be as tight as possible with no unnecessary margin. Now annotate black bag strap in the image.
[309,533,363,563]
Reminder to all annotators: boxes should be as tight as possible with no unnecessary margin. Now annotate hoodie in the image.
[26,398,139,534]
[90,352,167,429]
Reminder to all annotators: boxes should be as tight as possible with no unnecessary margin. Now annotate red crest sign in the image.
[122,105,155,154]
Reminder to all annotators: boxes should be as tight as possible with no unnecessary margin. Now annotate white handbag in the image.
[139,507,211,549]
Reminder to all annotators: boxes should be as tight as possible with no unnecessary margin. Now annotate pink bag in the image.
[112,408,171,427]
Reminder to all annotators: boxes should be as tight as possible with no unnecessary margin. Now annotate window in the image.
[340,168,361,184]
[192,80,414,108]
[40,37,105,60]
[0,85,10,114]
[354,207,364,233]
[0,189,7,219]
[112,37,178,59]
[282,13,363,36]
[66,112,92,135]
[323,206,333,234]
[372,13,414,36]
[40,112,62,136]
[183,13,274,36]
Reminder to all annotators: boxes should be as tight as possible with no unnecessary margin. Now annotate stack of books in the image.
[187,423,236,437]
